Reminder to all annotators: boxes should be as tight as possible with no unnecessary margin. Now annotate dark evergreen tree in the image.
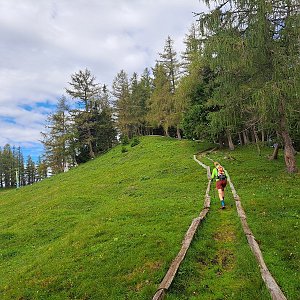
[25,155,36,185]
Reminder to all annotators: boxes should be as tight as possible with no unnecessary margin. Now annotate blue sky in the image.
[0,0,207,162]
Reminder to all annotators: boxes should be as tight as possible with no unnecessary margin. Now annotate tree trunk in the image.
[243,130,249,145]
[238,132,243,146]
[279,100,297,173]
[253,126,261,156]
[87,128,95,159]
[163,124,170,137]
[176,126,182,140]
[269,143,279,160]
[261,130,265,143]
[226,130,235,150]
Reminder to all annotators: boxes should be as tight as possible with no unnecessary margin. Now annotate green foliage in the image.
[147,64,174,136]
[130,137,140,147]
[121,146,128,153]
[121,135,129,145]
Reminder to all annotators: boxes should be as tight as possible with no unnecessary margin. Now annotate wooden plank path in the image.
[152,154,287,300]
[152,156,211,300]
[205,156,287,300]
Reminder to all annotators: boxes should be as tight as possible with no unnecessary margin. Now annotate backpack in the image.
[217,165,226,180]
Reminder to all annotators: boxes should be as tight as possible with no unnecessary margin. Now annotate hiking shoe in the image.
[221,206,225,209]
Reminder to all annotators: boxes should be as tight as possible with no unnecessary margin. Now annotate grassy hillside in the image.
[1,138,299,299]
[0,137,211,299]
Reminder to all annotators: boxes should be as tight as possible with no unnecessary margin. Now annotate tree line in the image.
[0,145,47,188]
[41,0,299,174]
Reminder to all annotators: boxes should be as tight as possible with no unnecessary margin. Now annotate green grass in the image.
[201,145,300,299]
[0,137,212,299]
[165,161,271,299]
[1,139,298,299]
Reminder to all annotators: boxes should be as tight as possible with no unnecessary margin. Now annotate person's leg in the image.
[216,181,225,208]
[217,189,223,200]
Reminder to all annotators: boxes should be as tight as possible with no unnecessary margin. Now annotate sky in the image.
[0,0,208,161]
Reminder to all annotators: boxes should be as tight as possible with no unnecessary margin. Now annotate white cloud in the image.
[0,0,207,156]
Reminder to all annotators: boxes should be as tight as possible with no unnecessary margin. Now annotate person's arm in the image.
[211,168,217,181]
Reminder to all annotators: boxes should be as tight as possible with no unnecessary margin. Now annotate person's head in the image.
[214,161,219,167]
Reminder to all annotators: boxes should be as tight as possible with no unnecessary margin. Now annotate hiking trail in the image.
[152,154,287,300]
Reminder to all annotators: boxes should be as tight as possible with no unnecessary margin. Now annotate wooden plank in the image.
[152,288,165,300]
[226,175,287,300]
[246,235,287,300]
[198,154,286,299]
[158,216,202,290]
[152,157,211,300]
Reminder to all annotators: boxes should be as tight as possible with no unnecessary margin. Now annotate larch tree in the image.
[147,63,173,136]
[112,70,132,138]
[92,85,117,153]
[41,95,74,174]
[158,36,183,138]
[198,0,299,171]
[66,68,100,159]
[137,68,152,135]
[25,155,36,185]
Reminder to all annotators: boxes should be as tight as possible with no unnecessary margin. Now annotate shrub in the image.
[121,135,129,145]
[131,137,140,147]
[121,146,128,153]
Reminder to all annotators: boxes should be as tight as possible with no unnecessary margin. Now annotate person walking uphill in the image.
[211,162,227,209]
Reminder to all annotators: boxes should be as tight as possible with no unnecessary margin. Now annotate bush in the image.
[121,135,129,145]
[121,146,128,153]
[131,137,140,147]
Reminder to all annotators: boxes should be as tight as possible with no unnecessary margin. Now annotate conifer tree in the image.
[25,155,36,185]
[66,69,100,159]
[158,36,186,138]
[158,36,180,94]
[2,144,12,187]
[147,64,173,136]
[41,95,74,173]
[197,0,299,170]
[112,70,132,138]
[92,85,117,153]
[137,68,152,135]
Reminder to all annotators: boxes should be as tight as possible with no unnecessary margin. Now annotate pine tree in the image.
[92,85,117,153]
[41,95,75,173]
[158,36,185,138]
[158,36,180,94]
[196,0,299,169]
[25,155,36,185]
[147,63,173,136]
[137,68,152,135]
[66,69,100,159]
[181,23,203,75]
[2,144,12,187]
[112,70,132,138]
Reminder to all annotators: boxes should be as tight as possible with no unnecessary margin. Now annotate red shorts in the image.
[216,180,227,191]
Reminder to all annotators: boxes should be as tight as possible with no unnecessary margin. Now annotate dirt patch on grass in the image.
[213,229,236,243]
[124,260,163,281]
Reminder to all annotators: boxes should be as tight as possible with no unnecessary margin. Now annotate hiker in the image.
[211,161,227,209]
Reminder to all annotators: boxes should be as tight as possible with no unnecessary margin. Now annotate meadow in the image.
[0,137,299,299]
